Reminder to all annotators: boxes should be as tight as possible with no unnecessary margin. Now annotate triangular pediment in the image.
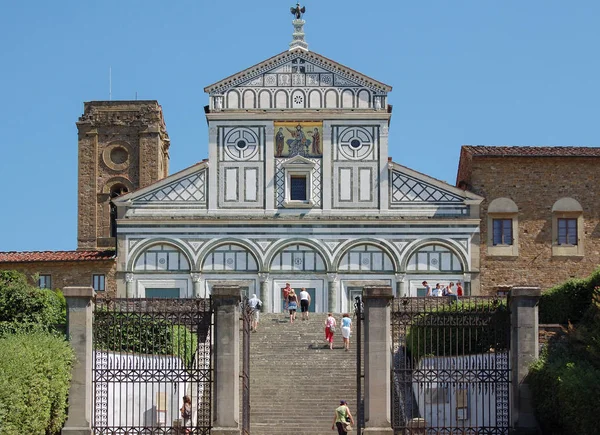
[281,155,315,168]
[114,163,208,205]
[204,48,392,96]
[389,162,483,204]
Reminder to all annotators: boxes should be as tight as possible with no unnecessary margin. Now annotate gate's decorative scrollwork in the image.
[391,296,510,434]
[93,297,213,434]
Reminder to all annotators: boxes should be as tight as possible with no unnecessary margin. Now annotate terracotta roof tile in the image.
[462,145,600,157]
[0,250,116,263]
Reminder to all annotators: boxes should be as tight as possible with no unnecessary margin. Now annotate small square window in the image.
[557,218,577,245]
[290,175,307,201]
[93,274,106,292]
[38,274,52,289]
[492,219,513,245]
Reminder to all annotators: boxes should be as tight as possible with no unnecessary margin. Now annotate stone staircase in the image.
[247,313,358,435]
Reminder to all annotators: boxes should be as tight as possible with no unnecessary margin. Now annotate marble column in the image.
[327,273,339,313]
[363,285,394,434]
[62,287,95,435]
[125,273,135,298]
[212,285,241,435]
[395,273,405,297]
[258,273,270,312]
[191,272,204,298]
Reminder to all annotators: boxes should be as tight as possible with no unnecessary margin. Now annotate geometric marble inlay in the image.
[391,170,462,203]
[137,170,206,202]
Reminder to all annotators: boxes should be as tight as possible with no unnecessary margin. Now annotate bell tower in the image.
[76,101,170,250]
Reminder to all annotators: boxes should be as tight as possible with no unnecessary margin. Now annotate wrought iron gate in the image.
[93,297,213,434]
[391,296,510,434]
[241,297,252,435]
[354,296,365,434]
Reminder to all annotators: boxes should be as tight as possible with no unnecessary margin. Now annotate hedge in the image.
[530,285,600,434]
[0,332,74,435]
[539,268,600,324]
[405,299,509,361]
[94,311,198,366]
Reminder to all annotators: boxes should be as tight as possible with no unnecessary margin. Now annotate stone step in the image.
[245,313,360,434]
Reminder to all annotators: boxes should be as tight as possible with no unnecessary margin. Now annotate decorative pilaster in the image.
[191,272,204,298]
[258,273,270,312]
[327,273,339,312]
[125,273,134,298]
[395,273,405,297]
[62,287,95,435]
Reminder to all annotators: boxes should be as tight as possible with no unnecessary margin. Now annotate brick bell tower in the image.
[76,101,170,250]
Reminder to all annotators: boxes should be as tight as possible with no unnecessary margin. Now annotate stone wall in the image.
[0,260,117,295]
[76,101,170,250]
[468,156,600,294]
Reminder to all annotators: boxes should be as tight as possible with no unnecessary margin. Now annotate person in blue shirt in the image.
[340,313,352,352]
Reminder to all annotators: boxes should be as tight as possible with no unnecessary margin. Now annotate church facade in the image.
[110,18,483,312]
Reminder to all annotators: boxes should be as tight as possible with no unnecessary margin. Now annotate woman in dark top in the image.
[288,289,298,323]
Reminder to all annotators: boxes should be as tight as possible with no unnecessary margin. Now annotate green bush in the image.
[0,332,74,435]
[94,311,198,366]
[0,270,66,337]
[539,268,600,324]
[530,286,600,434]
[405,299,509,361]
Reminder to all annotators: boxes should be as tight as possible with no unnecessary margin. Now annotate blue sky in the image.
[1,1,598,251]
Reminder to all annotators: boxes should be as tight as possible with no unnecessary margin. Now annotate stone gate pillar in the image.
[363,285,394,434]
[62,286,95,435]
[509,286,542,433]
[212,285,241,435]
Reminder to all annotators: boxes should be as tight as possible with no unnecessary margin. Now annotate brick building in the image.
[457,145,600,294]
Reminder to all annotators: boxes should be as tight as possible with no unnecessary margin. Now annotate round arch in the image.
[400,238,468,273]
[102,177,135,195]
[266,239,332,271]
[333,239,399,272]
[128,239,194,272]
[197,238,263,272]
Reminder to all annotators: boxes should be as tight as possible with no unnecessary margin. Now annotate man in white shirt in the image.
[432,283,442,297]
[299,288,311,320]
[248,294,263,332]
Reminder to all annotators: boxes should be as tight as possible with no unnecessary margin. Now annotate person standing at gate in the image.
[299,287,311,320]
[340,313,352,351]
[248,293,263,332]
[456,281,464,297]
[332,400,354,434]
[180,395,192,433]
[422,281,432,297]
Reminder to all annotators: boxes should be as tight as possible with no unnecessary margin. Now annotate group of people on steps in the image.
[247,283,354,350]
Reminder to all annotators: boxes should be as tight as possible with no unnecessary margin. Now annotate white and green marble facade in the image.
[113,48,483,312]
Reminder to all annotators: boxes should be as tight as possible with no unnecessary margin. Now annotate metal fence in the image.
[92,297,213,434]
[391,296,510,434]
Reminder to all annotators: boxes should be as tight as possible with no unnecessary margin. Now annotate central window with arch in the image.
[134,244,190,271]
[270,244,326,271]
[338,244,394,272]
[406,245,463,272]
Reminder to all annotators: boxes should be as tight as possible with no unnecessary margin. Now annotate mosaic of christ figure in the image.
[274,122,323,157]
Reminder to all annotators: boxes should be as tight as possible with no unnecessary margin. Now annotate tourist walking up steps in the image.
[332,400,354,434]
[340,313,352,351]
[248,293,262,332]
[288,289,298,323]
[299,287,311,320]
[325,312,336,350]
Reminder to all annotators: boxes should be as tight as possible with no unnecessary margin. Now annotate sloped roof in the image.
[203,48,392,95]
[0,250,116,263]
[462,145,600,157]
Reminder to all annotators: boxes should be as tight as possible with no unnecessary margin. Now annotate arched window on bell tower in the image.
[109,184,129,238]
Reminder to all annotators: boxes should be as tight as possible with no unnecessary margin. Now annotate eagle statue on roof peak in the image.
[290,3,306,20]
